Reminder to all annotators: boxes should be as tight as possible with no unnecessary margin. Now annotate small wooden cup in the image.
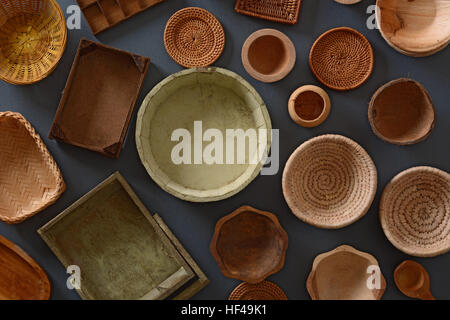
[288,85,331,128]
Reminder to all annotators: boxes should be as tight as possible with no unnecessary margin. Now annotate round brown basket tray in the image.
[0,0,67,85]
[309,27,374,91]
[282,134,377,229]
[229,281,288,300]
[380,166,450,258]
[164,7,225,68]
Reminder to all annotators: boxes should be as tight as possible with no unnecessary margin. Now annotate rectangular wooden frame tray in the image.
[77,0,165,34]
[38,172,208,300]
[235,0,303,25]
[49,39,150,158]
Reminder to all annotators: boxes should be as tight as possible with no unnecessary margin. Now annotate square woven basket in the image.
[235,0,302,24]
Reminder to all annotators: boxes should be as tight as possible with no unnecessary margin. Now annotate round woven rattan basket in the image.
[282,134,378,229]
[229,281,288,300]
[164,7,225,68]
[380,166,450,258]
[0,0,67,85]
[0,111,65,224]
[309,27,374,91]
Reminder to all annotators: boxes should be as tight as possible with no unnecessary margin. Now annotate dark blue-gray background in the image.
[1,0,449,300]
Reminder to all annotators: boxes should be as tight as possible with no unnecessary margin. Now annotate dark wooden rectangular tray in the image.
[49,39,150,158]
[38,172,208,300]
[235,0,302,25]
[77,0,165,34]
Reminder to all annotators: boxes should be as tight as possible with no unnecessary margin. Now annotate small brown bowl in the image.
[288,85,331,128]
[210,206,288,284]
[369,78,435,145]
[241,29,296,83]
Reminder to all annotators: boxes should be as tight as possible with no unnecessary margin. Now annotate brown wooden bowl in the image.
[210,206,288,284]
[288,85,331,128]
[369,78,435,145]
[377,0,450,57]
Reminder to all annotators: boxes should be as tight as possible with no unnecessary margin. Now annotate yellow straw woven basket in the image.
[0,0,67,85]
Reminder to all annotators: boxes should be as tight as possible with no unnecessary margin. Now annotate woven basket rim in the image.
[234,0,303,25]
[0,111,65,224]
[282,134,378,229]
[0,0,68,85]
[228,280,288,300]
[379,166,450,258]
[368,78,436,145]
[309,27,374,91]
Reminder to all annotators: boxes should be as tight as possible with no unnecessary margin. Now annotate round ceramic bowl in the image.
[369,78,435,145]
[282,134,377,229]
[210,206,288,284]
[288,85,331,128]
[376,0,450,57]
[307,245,386,300]
[241,29,296,83]
[334,0,362,4]
[380,166,450,258]
[136,67,272,202]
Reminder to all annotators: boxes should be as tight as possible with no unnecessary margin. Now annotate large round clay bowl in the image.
[369,78,435,145]
[376,0,450,57]
[210,206,288,284]
[136,68,272,202]
[282,134,377,229]
[380,166,450,257]
[307,245,386,300]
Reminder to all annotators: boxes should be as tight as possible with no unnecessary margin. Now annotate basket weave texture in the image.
[229,281,288,300]
[282,134,377,229]
[164,7,225,68]
[0,0,67,85]
[309,27,373,91]
[235,0,302,24]
[0,112,65,224]
[380,166,450,258]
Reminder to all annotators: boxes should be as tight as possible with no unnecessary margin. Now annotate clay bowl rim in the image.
[379,166,450,258]
[282,134,378,229]
[210,205,289,284]
[334,0,362,4]
[309,26,374,91]
[368,78,436,145]
[241,28,296,83]
[306,245,387,300]
[376,0,450,57]
[288,85,331,128]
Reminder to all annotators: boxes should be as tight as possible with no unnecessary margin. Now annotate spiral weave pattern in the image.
[0,112,65,224]
[282,134,377,229]
[380,166,450,257]
[309,27,374,91]
[235,0,302,24]
[229,281,288,300]
[164,7,225,68]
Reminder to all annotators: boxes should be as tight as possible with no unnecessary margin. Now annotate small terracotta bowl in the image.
[241,29,296,83]
[210,206,288,284]
[369,78,435,145]
[288,85,331,128]
[307,245,386,300]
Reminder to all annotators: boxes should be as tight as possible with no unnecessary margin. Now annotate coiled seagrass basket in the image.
[229,281,288,300]
[0,0,67,85]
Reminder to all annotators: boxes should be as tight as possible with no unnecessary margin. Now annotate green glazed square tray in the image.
[38,172,208,300]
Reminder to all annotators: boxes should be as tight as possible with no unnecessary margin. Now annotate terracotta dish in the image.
[241,29,296,83]
[334,0,361,4]
[164,7,225,68]
[136,67,272,202]
[310,27,374,90]
[307,245,386,300]
[229,281,288,300]
[0,112,65,224]
[77,0,164,35]
[369,78,435,145]
[0,235,51,300]
[49,39,150,158]
[235,0,303,24]
[380,166,450,258]
[376,0,450,57]
[394,260,435,300]
[210,206,288,284]
[0,0,67,85]
[288,85,331,127]
[282,134,377,229]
